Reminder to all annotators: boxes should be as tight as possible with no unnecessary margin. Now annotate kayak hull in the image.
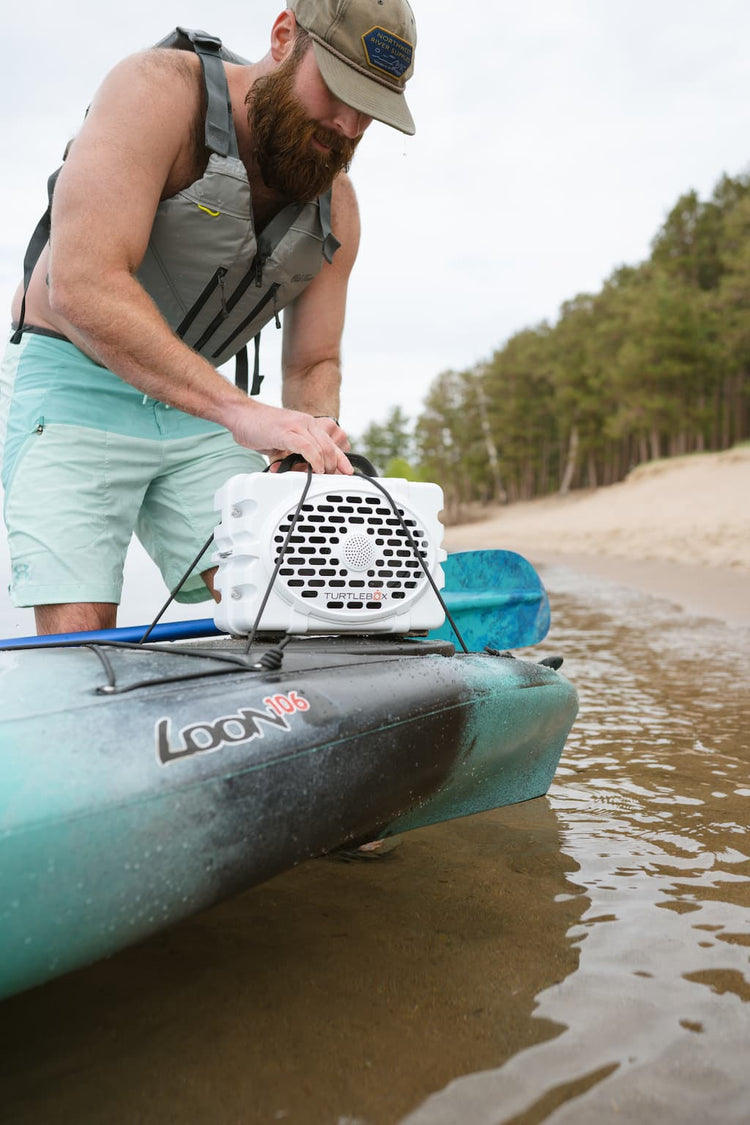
[0,636,577,999]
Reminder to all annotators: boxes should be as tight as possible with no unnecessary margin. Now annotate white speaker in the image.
[213,472,446,636]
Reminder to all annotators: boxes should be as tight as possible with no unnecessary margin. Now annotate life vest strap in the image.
[173,28,239,159]
[319,189,341,263]
[10,167,61,344]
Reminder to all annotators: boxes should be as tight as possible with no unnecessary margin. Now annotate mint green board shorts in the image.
[0,333,265,607]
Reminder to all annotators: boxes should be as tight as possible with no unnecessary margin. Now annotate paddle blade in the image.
[427,549,550,651]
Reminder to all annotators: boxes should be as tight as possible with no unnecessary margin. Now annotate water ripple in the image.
[404,566,750,1124]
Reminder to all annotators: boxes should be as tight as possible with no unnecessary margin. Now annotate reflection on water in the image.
[404,567,750,1125]
[1,567,749,1124]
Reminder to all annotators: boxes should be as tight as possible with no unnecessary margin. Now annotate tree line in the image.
[358,172,750,514]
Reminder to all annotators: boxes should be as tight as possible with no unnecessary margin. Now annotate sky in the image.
[2,0,750,630]
[4,0,750,434]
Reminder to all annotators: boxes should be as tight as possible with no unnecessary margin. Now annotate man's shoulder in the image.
[92,47,203,121]
[115,46,202,92]
[101,49,206,144]
[64,48,208,197]
[331,173,360,220]
[331,172,357,203]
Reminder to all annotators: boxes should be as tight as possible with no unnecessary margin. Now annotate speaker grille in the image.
[273,490,430,613]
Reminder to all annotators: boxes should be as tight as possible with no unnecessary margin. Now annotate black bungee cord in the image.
[242,465,315,658]
[237,461,469,661]
[138,531,216,643]
[32,458,467,693]
[350,471,469,654]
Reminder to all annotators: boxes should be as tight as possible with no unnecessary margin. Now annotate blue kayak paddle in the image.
[430,549,550,651]
[0,549,549,652]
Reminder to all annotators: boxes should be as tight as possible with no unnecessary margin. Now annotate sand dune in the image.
[445,446,750,572]
[444,445,750,626]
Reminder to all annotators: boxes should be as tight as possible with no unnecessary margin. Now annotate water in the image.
[1,565,748,1123]
[404,567,750,1125]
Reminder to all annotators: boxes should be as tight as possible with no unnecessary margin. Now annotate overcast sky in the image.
[4,0,750,436]
[2,0,750,630]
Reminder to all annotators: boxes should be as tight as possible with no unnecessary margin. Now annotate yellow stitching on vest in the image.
[197,205,221,218]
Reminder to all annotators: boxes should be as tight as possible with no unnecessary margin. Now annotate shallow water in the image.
[1,567,749,1124]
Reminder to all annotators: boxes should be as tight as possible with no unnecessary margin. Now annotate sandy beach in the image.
[444,445,750,627]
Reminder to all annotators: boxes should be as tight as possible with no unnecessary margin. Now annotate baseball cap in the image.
[289,0,417,135]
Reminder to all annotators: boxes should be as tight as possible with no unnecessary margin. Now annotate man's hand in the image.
[226,402,352,475]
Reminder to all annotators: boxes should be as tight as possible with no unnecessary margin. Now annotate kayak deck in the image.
[0,634,578,999]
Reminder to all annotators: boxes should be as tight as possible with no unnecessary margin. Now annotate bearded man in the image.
[1,0,417,635]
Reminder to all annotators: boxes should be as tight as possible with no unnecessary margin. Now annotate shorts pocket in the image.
[2,416,45,497]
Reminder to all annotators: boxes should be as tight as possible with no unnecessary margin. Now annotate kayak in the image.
[0,551,578,1000]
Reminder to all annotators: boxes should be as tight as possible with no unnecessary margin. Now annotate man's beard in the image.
[247,54,361,202]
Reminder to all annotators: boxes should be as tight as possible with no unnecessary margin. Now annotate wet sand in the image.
[493,552,750,629]
[0,804,583,1123]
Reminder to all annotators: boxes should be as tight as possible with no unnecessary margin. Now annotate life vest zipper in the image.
[192,258,264,353]
[175,266,229,339]
[211,283,281,360]
[187,201,306,352]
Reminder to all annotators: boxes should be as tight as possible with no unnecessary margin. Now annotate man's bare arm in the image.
[278,174,360,442]
[43,52,351,474]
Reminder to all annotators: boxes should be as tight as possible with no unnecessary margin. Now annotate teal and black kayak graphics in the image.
[0,551,578,1000]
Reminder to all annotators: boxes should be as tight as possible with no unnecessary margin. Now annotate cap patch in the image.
[361,26,414,80]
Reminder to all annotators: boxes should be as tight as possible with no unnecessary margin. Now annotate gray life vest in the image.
[12,28,341,396]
